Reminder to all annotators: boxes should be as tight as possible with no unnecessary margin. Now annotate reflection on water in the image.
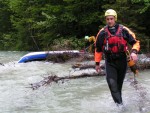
[0,51,150,113]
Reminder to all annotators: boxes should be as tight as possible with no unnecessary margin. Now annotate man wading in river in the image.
[95,9,140,106]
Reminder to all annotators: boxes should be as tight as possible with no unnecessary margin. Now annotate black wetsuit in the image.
[96,24,137,104]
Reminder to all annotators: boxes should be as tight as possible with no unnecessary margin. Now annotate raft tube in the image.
[18,50,80,63]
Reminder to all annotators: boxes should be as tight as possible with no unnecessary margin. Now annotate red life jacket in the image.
[103,25,127,53]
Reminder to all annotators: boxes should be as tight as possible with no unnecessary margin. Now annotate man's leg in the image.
[106,61,122,104]
[117,60,127,97]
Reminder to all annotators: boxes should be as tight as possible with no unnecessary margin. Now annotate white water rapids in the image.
[0,51,150,113]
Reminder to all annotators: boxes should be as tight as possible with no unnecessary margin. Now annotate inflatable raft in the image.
[18,50,80,63]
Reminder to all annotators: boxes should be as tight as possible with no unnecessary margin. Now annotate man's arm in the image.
[95,29,105,65]
[122,26,140,61]
[122,26,140,53]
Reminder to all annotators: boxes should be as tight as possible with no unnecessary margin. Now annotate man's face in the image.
[106,16,116,27]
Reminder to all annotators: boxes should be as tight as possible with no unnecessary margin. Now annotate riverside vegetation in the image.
[0,0,149,52]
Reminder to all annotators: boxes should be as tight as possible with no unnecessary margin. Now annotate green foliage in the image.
[131,0,150,13]
[0,0,149,51]
[49,37,85,51]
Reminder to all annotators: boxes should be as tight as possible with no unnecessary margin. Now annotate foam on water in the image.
[0,51,150,113]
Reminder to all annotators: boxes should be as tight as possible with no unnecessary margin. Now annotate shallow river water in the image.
[0,51,150,113]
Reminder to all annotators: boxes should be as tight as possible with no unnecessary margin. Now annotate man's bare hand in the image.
[95,65,101,72]
[130,53,138,62]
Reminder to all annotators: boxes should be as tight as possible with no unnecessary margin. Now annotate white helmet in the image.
[84,36,89,40]
[105,9,117,21]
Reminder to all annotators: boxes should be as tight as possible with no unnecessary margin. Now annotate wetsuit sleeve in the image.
[122,26,140,54]
[95,29,105,65]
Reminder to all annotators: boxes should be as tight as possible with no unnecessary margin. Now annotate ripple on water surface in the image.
[0,51,150,113]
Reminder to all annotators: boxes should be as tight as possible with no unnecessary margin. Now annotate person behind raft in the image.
[95,9,140,106]
[84,36,96,53]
